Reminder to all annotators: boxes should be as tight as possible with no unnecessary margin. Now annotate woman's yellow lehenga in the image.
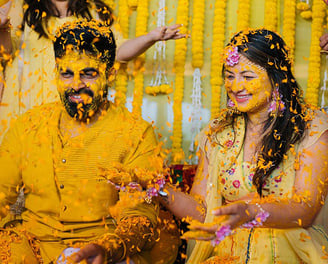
[187,110,328,264]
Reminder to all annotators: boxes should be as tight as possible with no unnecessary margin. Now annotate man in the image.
[0,19,174,263]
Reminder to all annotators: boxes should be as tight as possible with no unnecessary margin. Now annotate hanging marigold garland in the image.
[236,0,250,31]
[210,0,227,119]
[305,0,326,105]
[103,0,115,10]
[171,0,189,163]
[296,1,312,20]
[188,0,205,157]
[132,0,149,116]
[114,0,130,107]
[127,0,138,10]
[191,0,205,69]
[114,62,128,106]
[264,0,278,32]
[282,0,296,70]
[118,0,129,39]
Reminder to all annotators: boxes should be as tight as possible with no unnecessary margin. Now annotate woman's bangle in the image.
[241,203,270,229]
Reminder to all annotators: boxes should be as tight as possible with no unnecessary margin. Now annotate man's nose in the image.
[72,74,85,90]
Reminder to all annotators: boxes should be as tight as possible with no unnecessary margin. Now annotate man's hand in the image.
[147,24,187,42]
[0,0,11,26]
[320,33,328,51]
[71,244,105,264]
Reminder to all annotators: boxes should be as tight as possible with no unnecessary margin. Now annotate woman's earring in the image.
[269,87,285,115]
[227,98,235,108]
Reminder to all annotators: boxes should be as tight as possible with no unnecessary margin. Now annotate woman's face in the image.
[224,54,273,114]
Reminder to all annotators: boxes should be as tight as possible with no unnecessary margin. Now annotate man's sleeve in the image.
[0,119,22,220]
[123,124,163,173]
[96,124,162,262]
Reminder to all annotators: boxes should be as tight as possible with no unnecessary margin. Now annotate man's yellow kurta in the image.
[0,101,160,263]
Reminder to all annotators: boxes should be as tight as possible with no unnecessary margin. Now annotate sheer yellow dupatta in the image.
[187,116,245,263]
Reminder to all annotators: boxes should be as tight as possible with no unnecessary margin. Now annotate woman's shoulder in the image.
[300,108,328,149]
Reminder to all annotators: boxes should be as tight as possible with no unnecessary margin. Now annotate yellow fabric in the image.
[0,102,160,263]
[0,0,124,141]
[188,109,328,264]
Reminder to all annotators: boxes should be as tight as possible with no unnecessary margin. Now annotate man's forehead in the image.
[56,52,105,71]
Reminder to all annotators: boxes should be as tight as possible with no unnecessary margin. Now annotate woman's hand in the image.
[0,0,11,26]
[212,202,254,229]
[183,202,254,242]
[147,24,187,42]
[320,33,328,51]
[71,244,105,264]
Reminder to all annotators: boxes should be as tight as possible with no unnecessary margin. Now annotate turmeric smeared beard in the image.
[60,87,106,121]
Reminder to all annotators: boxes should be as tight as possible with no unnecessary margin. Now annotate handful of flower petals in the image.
[182,206,270,246]
[98,162,167,204]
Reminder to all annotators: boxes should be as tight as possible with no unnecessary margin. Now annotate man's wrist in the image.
[158,184,171,205]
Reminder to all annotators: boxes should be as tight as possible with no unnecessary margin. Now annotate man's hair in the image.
[53,19,116,71]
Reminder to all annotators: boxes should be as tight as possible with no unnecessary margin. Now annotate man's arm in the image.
[0,117,22,220]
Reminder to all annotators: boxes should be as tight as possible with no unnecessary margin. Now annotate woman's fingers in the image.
[320,33,328,50]
[181,230,216,241]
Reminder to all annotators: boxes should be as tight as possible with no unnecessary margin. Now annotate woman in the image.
[0,0,184,140]
[160,28,328,263]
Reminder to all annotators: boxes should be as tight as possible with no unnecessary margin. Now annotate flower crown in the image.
[225,46,240,66]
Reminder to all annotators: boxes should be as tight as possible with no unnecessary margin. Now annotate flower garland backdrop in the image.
[171,0,189,163]
[305,0,326,105]
[236,0,251,31]
[264,0,278,32]
[132,0,149,116]
[282,0,296,70]
[210,0,227,119]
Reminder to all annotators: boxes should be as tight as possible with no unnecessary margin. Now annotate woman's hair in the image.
[222,28,306,196]
[22,0,114,38]
[54,19,116,71]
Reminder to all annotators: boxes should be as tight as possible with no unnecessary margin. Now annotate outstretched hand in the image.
[148,24,188,42]
[0,0,11,26]
[320,33,328,51]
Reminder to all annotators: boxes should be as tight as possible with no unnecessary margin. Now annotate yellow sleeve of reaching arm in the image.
[123,124,163,173]
[111,22,127,49]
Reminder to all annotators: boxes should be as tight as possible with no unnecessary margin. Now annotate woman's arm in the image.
[0,1,12,55]
[158,151,208,222]
[194,130,328,234]
[116,24,186,62]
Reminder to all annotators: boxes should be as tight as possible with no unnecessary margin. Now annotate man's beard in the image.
[60,88,106,121]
